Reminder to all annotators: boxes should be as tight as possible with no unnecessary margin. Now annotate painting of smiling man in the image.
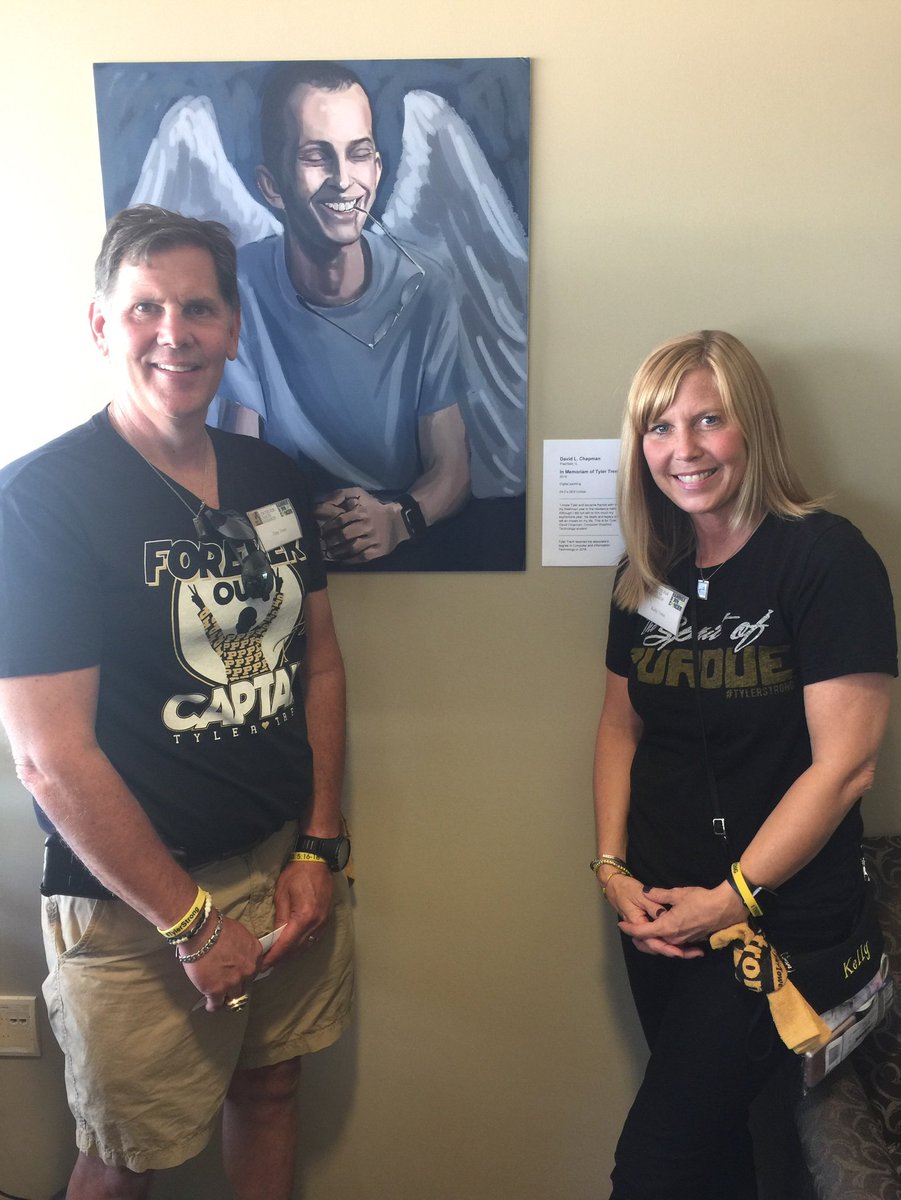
[94,58,530,571]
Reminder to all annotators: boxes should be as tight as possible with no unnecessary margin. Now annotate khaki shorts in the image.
[41,823,354,1173]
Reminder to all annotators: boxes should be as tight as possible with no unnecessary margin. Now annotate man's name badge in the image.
[637,585,688,636]
[247,500,302,551]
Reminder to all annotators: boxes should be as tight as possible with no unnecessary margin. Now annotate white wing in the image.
[128,95,280,248]
[383,91,528,498]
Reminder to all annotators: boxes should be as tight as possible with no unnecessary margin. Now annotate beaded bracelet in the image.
[176,909,223,964]
[590,854,630,878]
[157,886,210,941]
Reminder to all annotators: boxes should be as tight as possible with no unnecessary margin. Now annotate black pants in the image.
[610,936,792,1200]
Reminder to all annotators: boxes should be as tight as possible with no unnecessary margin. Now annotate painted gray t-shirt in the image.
[217,229,463,498]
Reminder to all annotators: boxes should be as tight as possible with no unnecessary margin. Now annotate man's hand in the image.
[260,859,334,970]
[182,914,265,1011]
[315,489,406,563]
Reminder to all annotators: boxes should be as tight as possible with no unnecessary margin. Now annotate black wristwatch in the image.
[396,493,427,542]
[294,833,351,872]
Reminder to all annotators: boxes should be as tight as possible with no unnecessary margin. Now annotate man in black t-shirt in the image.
[0,206,353,1200]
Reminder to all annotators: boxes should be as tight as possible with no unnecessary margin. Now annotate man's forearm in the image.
[300,660,346,838]
[0,669,201,930]
[23,746,200,930]
[298,590,347,838]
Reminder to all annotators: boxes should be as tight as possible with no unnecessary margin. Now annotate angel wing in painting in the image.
[129,94,281,247]
[129,87,527,506]
[380,90,528,500]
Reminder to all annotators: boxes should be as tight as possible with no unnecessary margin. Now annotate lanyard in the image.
[689,586,732,859]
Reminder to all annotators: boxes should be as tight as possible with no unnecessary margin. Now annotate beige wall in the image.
[1,2,899,1197]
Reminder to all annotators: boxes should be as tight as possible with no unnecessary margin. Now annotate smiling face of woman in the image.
[641,367,748,531]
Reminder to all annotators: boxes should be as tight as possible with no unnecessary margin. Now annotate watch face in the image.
[299,834,351,871]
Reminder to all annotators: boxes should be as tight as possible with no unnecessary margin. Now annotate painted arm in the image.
[409,403,471,524]
[624,673,894,952]
[0,667,264,1008]
[264,588,346,967]
[315,403,471,563]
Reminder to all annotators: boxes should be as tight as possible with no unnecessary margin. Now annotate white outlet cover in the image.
[0,995,40,1056]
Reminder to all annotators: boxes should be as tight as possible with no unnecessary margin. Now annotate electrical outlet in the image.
[0,995,40,1056]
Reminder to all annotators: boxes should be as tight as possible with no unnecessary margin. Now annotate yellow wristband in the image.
[292,852,328,865]
[168,892,213,945]
[157,886,209,940]
[730,863,763,917]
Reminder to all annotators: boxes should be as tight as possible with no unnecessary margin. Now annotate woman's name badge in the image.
[637,585,688,636]
[247,500,302,551]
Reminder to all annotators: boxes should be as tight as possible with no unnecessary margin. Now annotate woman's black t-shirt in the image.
[606,512,897,950]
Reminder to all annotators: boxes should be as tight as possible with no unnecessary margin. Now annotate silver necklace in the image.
[695,517,765,599]
[134,438,213,535]
[696,560,726,600]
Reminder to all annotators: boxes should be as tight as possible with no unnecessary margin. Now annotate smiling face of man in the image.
[89,243,240,431]
[260,82,382,256]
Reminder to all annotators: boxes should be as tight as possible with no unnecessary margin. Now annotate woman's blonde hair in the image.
[614,330,820,611]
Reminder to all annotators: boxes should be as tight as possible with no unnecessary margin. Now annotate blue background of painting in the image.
[93,58,531,233]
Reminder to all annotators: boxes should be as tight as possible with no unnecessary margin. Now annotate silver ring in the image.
[225,993,249,1012]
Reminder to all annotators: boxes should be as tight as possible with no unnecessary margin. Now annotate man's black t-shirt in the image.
[0,410,328,859]
[606,512,897,950]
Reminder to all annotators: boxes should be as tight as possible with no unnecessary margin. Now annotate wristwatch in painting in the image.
[295,834,352,872]
[396,493,427,542]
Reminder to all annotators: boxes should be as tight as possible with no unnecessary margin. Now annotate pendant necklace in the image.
[133,437,213,537]
[696,516,765,599]
[696,563,724,600]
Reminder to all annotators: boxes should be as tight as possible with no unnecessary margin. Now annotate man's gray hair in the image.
[94,205,239,310]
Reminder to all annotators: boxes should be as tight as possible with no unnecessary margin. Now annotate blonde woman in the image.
[594,331,896,1199]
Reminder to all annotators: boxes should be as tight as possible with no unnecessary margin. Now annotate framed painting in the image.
[95,58,530,572]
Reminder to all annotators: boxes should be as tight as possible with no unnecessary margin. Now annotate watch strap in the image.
[396,493,427,541]
[294,833,350,872]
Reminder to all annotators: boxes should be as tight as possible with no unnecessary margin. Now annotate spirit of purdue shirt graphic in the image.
[631,608,797,701]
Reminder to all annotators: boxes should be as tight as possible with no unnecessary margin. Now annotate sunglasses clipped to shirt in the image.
[193,505,275,600]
